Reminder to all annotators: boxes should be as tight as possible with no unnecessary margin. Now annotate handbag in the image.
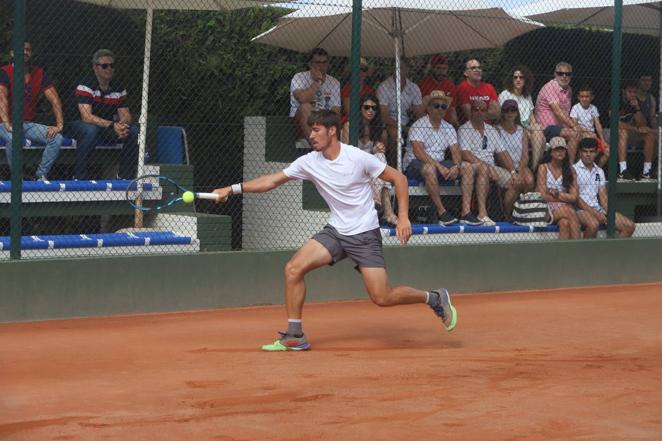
[512,192,550,227]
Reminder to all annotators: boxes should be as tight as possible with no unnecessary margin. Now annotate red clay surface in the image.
[1,283,661,441]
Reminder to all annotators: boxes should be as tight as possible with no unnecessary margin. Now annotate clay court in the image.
[1,283,661,441]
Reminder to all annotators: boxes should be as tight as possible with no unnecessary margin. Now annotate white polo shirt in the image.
[404,115,458,169]
[497,124,525,165]
[283,143,386,235]
[574,160,606,210]
[458,121,505,166]
[290,71,341,117]
[377,77,422,126]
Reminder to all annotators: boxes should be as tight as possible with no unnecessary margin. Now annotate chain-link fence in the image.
[1,0,661,259]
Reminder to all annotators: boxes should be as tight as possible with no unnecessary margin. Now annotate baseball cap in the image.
[548,136,567,149]
[430,54,448,66]
[425,90,453,106]
[501,99,518,111]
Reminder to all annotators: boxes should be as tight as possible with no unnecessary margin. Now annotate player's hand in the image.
[212,187,232,202]
[396,217,412,245]
[46,125,62,139]
[372,141,385,154]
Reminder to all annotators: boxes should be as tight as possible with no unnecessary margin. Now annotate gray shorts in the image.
[312,224,385,270]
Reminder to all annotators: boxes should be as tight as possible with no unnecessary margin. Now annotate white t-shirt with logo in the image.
[377,77,422,126]
[283,143,387,235]
[458,122,505,166]
[290,71,341,117]
[404,115,458,169]
[570,103,599,132]
[574,160,606,210]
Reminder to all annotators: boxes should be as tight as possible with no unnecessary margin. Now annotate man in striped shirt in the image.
[67,49,138,180]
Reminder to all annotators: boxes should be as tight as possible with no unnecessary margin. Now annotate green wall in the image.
[1,238,661,322]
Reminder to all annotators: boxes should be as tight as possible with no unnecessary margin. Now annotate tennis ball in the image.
[182,191,195,204]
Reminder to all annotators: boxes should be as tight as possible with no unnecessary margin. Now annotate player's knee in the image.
[369,292,394,307]
[284,260,305,282]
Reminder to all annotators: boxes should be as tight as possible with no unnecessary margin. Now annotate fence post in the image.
[348,0,363,145]
[607,0,623,239]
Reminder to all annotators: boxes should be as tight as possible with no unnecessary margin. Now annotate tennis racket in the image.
[126,174,219,212]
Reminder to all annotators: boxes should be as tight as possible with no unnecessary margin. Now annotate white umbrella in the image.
[253,0,541,170]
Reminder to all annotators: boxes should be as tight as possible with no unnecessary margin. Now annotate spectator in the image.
[376,59,424,165]
[496,100,535,217]
[456,58,500,124]
[66,49,138,180]
[0,41,64,180]
[636,74,657,131]
[404,90,481,226]
[418,54,458,127]
[570,85,609,168]
[459,99,518,226]
[341,94,397,225]
[534,62,581,162]
[574,137,635,238]
[535,136,580,240]
[341,57,375,118]
[498,65,545,167]
[290,47,341,140]
[617,81,656,181]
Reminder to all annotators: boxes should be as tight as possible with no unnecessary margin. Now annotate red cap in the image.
[430,54,448,66]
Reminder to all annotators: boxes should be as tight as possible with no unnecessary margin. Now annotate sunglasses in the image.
[482,136,488,150]
[556,71,572,77]
[96,63,114,69]
[362,104,378,111]
[431,103,449,110]
[472,107,487,112]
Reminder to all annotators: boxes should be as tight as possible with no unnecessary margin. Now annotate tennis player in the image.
[213,110,457,351]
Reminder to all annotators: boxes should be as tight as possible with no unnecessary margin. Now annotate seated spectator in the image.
[574,138,635,238]
[290,47,341,141]
[535,137,580,240]
[534,62,580,162]
[66,49,138,180]
[496,100,535,217]
[637,74,657,132]
[617,81,656,181]
[341,94,397,225]
[456,58,500,124]
[0,40,63,181]
[341,57,375,118]
[404,90,481,226]
[459,100,518,226]
[570,85,609,168]
[376,59,424,165]
[498,65,545,167]
[418,54,458,127]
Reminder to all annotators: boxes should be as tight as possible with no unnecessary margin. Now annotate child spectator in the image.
[570,85,609,167]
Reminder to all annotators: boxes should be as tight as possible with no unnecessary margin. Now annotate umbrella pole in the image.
[394,39,402,172]
[134,7,153,228]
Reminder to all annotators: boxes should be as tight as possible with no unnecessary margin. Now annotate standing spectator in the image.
[456,58,500,124]
[636,74,657,131]
[290,47,341,140]
[617,81,656,181]
[574,137,635,238]
[341,94,397,226]
[377,59,424,165]
[340,57,375,118]
[496,100,535,217]
[66,49,138,180]
[498,65,545,167]
[459,100,518,226]
[534,62,581,162]
[535,137,580,240]
[418,54,458,127]
[405,90,482,226]
[570,85,609,167]
[0,40,64,180]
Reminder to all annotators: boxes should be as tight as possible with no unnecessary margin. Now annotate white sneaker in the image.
[479,216,496,226]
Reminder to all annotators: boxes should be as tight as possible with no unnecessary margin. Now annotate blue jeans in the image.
[0,121,63,178]
[66,121,139,180]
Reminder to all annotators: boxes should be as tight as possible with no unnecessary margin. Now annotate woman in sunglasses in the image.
[342,94,398,225]
[499,65,545,168]
[496,99,535,217]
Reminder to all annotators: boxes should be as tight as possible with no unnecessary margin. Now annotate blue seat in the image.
[156,126,189,164]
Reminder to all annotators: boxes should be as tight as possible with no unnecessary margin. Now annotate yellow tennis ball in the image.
[182,191,195,204]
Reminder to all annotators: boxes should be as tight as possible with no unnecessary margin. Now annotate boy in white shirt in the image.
[570,85,609,167]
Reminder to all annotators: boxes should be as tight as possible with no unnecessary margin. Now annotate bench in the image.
[615,181,658,220]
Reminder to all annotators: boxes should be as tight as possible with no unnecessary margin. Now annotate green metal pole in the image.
[348,0,362,145]
[10,0,26,259]
[607,0,623,239]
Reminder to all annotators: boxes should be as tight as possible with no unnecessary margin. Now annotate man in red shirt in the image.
[455,58,500,124]
[0,41,64,180]
[418,54,458,127]
[341,57,375,119]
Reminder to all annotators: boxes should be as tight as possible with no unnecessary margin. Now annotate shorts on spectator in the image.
[544,125,562,141]
[596,138,608,154]
[469,163,511,189]
[312,224,385,270]
[405,159,458,184]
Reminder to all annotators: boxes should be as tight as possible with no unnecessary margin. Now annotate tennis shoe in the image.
[261,331,311,351]
[429,288,458,332]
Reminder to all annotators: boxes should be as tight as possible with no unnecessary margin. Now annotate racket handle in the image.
[195,192,220,201]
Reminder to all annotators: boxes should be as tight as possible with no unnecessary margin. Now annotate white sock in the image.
[619,161,627,173]
[643,162,652,174]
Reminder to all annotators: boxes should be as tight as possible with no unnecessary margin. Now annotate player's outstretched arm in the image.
[212,171,291,202]
[379,165,411,245]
